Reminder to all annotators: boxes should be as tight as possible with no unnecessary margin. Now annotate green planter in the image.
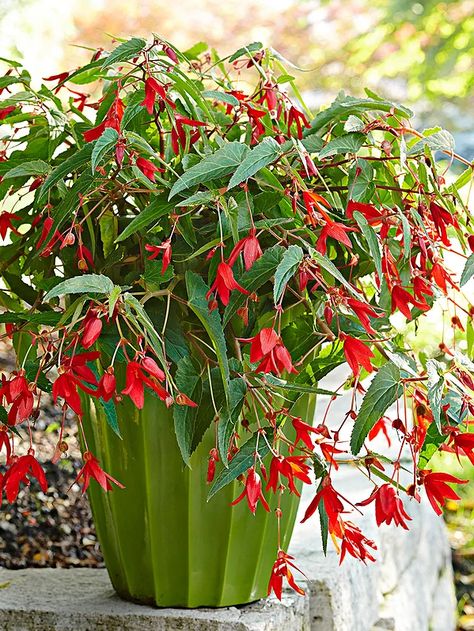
[82,391,315,608]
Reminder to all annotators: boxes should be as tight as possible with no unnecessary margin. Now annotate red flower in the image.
[206,261,249,306]
[346,200,383,225]
[430,262,457,295]
[141,76,174,114]
[122,358,171,409]
[303,192,354,254]
[170,113,207,154]
[227,229,263,271]
[0,429,11,461]
[358,484,411,529]
[266,455,311,496]
[52,351,101,415]
[83,95,124,143]
[301,475,344,531]
[73,451,124,493]
[97,368,116,402]
[3,372,35,426]
[81,309,103,349]
[0,106,16,120]
[3,452,47,502]
[420,470,467,516]
[319,442,345,470]
[292,417,318,450]
[241,327,297,376]
[449,432,474,465]
[145,239,172,274]
[231,467,270,514]
[346,298,379,335]
[339,520,377,564]
[286,106,310,139]
[391,285,429,320]
[267,550,306,600]
[0,211,21,239]
[368,417,391,447]
[340,333,374,377]
[429,201,459,247]
[175,393,198,407]
[136,157,164,182]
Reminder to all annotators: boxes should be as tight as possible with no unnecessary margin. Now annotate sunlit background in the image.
[2,0,474,157]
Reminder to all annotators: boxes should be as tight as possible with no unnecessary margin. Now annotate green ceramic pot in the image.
[82,391,315,607]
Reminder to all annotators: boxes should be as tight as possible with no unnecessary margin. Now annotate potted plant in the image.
[0,35,473,608]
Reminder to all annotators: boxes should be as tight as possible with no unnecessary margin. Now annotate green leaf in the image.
[202,90,240,107]
[185,271,230,402]
[208,430,270,500]
[352,211,382,279]
[108,285,121,320]
[38,144,93,203]
[312,251,359,297]
[350,363,403,455]
[318,479,329,555]
[3,160,50,179]
[91,128,119,173]
[460,254,474,287]
[418,422,445,468]
[101,37,147,69]
[25,361,52,393]
[408,129,455,156]
[228,138,281,189]
[344,115,364,132]
[218,377,247,463]
[173,356,204,465]
[319,133,366,159]
[348,159,375,202]
[169,142,249,198]
[229,42,263,63]
[426,359,444,433]
[115,196,174,242]
[273,245,304,304]
[223,244,285,326]
[99,210,118,257]
[263,374,337,396]
[43,274,114,301]
[99,398,121,438]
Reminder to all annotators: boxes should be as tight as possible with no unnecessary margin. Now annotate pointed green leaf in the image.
[169,142,248,198]
[173,356,204,465]
[185,271,230,402]
[319,133,366,159]
[38,144,93,203]
[273,245,304,304]
[218,377,247,463]
[43,274,114,301]
[101,37,147,70]
[350,363,403,455]
[228,138,281,189]
[3,160,50,179]
[426,359,444,433]
[460,253,474,287]
[91,128,119,173]
[115,196,174,242]
[352,211,382,279]
[208,430,270,500]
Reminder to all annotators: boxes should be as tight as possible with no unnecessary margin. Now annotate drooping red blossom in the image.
[301,476,345,531]
[52,351,101,415]
[3,453,47,502]
[0,212,21,239]
[346,297,379,335]
[97,368,116,402]
[83,95,124,142]
[340,333,374,377]
[267,549,306,600]
[43,71,69,92]
[419,470,467,516]
[292,417,319,450]
[0,429,12,461]
[346,200,384,225]
[145,239,172,274]
[136,157,164,182]
[175,393,198,407]
[368,417,392,447]
[319,442,345,470]
[206,261,249,306]
[0,105,16,120]
[231,467,270,514]
[266,455,312,496]
[448,431,474,466]
[206,448,219,484]
[241,327,297,376]
[121,358,171,409]
[429,201,459,246]
[358,484,411,529]
[391,285,429,319]
[81,309,103,349]
[3,372,35,426]
[339,520,377,564]
[303,191,354,253]
[73,451,124,493]
[286,106,310,139]
[430,261,457,294]
[227,229,263,271]
[141,76,175,114]
[170,113,207,154]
